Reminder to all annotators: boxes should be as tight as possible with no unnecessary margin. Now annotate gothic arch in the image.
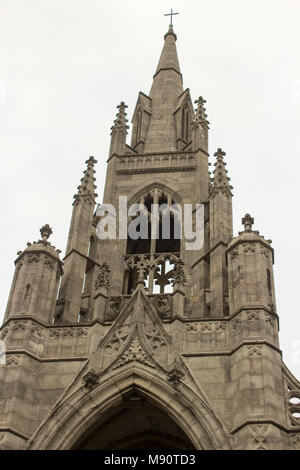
[27,365,230,450]
[127,181,192,207]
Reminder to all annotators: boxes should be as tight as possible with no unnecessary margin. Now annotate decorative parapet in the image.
[115,151,196,175]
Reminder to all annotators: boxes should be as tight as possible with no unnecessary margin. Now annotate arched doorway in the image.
[73,391,195,450]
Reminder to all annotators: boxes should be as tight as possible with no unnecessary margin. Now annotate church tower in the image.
[1,24,300,451]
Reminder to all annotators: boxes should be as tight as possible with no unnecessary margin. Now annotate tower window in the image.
[181,105,190,142]
[125,188,182,295]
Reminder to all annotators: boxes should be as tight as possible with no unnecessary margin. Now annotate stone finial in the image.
[85,156,97,167]
[242,213,254,232]
[110,101,129,135]
[40,224,53,243]
[214,148,226,159]
[209,147,233,197]
[193,96,210,129]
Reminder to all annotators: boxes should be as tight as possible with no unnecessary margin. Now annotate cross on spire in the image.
[164,8,179,26]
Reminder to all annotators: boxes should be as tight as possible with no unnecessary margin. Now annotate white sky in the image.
[1,0,300,379]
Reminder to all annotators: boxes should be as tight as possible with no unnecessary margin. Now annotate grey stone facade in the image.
[1,26,300,450]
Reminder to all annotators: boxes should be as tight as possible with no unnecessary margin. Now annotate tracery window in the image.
[124,187,183,295]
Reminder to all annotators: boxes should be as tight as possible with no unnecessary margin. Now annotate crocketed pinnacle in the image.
[210,148,233,197]
[193,96,210,129]
[110,101,129,136]
[73,156,98,205]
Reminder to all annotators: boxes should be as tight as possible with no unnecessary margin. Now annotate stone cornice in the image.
[4,350,88,363]
[182,339,282,358]
[226,236,274,259]
[0,427,29,441]
[231,419,299,435]
[116,166,196,175]
[1,303,279,332]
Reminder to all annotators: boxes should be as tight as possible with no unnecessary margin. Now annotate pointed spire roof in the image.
[73,156,98,205]
[144,27,183,153]
[153,25,181,79]
[210,148,233,197]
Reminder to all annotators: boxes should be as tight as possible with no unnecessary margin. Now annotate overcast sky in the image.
[1,0,300,379]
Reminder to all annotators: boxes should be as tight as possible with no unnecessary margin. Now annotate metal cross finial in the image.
[164,8,179,26]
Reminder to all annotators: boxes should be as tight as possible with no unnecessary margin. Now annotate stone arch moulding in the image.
[127,181,192,207]
[27,365,230,450]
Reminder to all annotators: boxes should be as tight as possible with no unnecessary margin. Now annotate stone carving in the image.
[82,370,100,390]
[167,359,184,388]
[171,259,186,287]
[62,329,74,337]
[186,323,198,332]
[77,328,88,337]
[248,346,262,357]
[167,368,184,388]
[6,355,19,366]
[104,326,130,355]
[200,323,212,332]
[230,249,239,261]
[153,295,172,320]
[95,263,111,290]
[187,322,226,333]
[106,296,124,321]
[28,254,40,263]
[247,311,260,322]
[12,321,26,331]
[49,329,60,338]
[144,326,167,353]
[265,313,274,326]
[113,336,155,370]
[249,424,271,450]
[215,322,226,331]
[243,243,255,254]
[232,318,241,331]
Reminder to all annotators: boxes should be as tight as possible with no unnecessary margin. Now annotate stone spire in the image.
[60,156,98,323]
[144,27,183,153]
[210,148,233,197]
[153,25,181,81]
[73,156,98,205]
[109,102,129,157]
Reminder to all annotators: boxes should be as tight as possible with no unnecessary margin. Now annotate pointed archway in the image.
[27,363,230,450]
[73,390,195,450]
